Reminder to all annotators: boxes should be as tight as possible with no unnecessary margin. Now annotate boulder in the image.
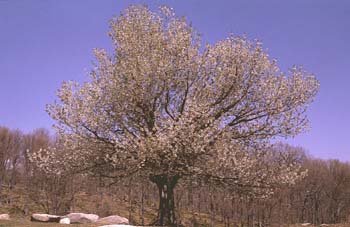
[59,217,70,224]
[0,214,10,220]
[301,223,312,226]
[64,213,99,224]
[96,215,129,225]
[31,213,61,222]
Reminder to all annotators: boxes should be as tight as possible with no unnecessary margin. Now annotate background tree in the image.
[0,127,23,206]
[30,5,318,226]
[2,127,350,226]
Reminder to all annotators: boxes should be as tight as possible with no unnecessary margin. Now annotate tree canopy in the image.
[30,5,319,225]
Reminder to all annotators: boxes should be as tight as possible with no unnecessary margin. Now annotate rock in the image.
[31,213,61,222]
[301,223,312,226]
[0,214,10,220]
[59,217,70,224]
[96,215,129,225]
[64,213,99,224]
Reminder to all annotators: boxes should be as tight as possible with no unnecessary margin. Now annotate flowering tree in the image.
[31,5,319,226]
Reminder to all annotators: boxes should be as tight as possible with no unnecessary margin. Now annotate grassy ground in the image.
[2,218,350,227]
[0,219,164,227]
[290,224,350,227]
[0,219,99,227]
[0,220,338,227]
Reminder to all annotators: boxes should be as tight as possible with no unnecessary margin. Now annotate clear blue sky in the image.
[1,0,349,160]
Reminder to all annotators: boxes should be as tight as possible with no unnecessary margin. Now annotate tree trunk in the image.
[210,190,215,227]
[140,184,144,226]
[128,180,132,224]
[150,175,179,226]
[0,177,2,206]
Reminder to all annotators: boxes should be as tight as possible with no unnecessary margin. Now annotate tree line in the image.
[1,126,349,226]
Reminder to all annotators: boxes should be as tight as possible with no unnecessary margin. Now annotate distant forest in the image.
[1,126,349,227]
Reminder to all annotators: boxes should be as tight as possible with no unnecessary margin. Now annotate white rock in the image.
[96,215,129,225]
[64,213,99,224]
[0,214,10,220]
[59,217,70,224]
[301,223,312,226]
[31,213,61,222]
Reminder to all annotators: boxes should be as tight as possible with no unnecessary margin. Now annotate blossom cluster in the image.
[30,5,318,197]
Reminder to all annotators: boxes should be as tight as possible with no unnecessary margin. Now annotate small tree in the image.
[31,5,318,226]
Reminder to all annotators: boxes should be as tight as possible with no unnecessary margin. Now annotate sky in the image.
[0,0,349,160]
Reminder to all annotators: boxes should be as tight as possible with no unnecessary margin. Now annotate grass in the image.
[3,219,350,227]
[0,219,98,227]
[0,218,165,227]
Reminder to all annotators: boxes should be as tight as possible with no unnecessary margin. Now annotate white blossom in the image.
[30,5,318,197]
